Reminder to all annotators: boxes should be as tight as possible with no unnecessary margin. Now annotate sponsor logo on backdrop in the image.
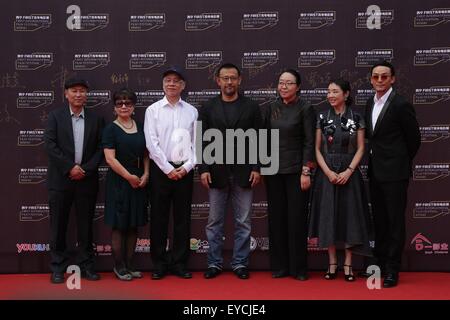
[191,202,210,220]
[16,53,53,70]
[355,89,375,105]
[17,129,44,146]
[250,236,258,251]
[242,50,278,69]
[254,237,269,251]
[94,243,112,256]
[129,52,166,70]
[420,125,450,142]
[69,13,109,31]
[186,51,222,70]
[355,49,393,67]
[359,164,369,181]
[414,164,449,181]
[185,13,222,31]
[414,202,449,219]
[356,9,393,28]
[17,91,54,109]
[19,167,47,184]
[186,90,220,108]
[86,90,110,109]
[299,88,328,106]
[411,233,448,254]
[251,201,268,219]
[73,52,110,70]
[135,90,165,108]
[20,204,49,222]
[298,11,335,29]
[94,204,104,221]
[14,14,51,31]
[244,89,277,106]
[17,243,50,253]
[129,14,165,31]
[241,12,278,30]
[307,238,327,251]
[414,8,450,27]
[414,47,450,66]
[298,50,335,68]
[98,166,108,181]
[190,238,209,253]
[135,238,150,253]
[413,87,450,104]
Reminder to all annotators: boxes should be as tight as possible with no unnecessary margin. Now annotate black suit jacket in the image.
[198,95,262,188]
[365,90,421,182]
[44,106,104,194]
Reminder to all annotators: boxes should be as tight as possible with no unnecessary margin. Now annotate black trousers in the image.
[149,161,194,272]
[369,178,409,274]
[265,173,308,275]
[48,187,97,273]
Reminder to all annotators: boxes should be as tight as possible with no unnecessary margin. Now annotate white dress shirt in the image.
[144,96,198,175]
[372,87,393,131]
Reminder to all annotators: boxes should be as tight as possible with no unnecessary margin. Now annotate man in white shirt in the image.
[144,66,198,280]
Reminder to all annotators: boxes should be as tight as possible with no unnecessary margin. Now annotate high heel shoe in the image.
[343,264,355,282]
[324,263,338,280]
[113,267,132,281]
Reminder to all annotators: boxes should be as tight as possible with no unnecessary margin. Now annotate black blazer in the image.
[44,106,104,194]
[198,95,262,188]
[365,90,421,182]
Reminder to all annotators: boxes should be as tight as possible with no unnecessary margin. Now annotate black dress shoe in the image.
[81,270,100,281]
[383,273,399,288]
[233,267,250,279]
[172,269,192,279]
[151,271,166,280]
[295,273,309,281]
[50,272,65,284]
[272,270,289,278]
[204,267,222,279]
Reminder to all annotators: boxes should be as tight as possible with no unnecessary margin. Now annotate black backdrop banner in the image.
[1,0,449,273]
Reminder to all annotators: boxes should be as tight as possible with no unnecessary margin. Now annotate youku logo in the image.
[410,233,448,254]
[17,243,50,253]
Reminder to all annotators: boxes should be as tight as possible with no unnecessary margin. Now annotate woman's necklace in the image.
[117,119,134,130]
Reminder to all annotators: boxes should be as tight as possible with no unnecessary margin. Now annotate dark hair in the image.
[216,63,241,77]
[370,60,395,76]
[113,88,137,105]
[279,68,301,85]
[328,78,353,106]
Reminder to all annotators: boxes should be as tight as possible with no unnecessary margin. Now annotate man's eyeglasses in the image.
[218,76,239,82]
[115,101,133,108]
[278,81,297,87]
[371,74,391,81]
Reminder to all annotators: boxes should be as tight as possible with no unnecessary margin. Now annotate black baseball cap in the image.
[162,65,185,81]
[64,77,90,89]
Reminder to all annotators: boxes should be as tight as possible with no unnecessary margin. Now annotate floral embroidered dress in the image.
[308,107,373,255]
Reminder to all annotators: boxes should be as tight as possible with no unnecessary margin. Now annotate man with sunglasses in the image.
[365,61,421,288]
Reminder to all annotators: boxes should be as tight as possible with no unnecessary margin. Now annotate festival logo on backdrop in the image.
[185,13,222,31]
[413,87,450,104]
[135,90,165,108]
[191,202,210,220]
[414,47,450,66]
[355,89,375,105]
[190,238,209,253]
[241,12,278,30]
[98,166,108,181]
[186,90,220,108]
[251,201,268,219]
[355,49,393,67]
[355,8,393,28]
[17,91,54,109]
[19,167,47,184]
[186,51,222,70]
[299,88,328,106]
[129,13,165,31]
[298,50,335,68]
[413,202,449,219]
[244,89,277,106]
[16,53,53,70]
[414,8,450,27]
[413,164,450,181]
[69,13,109,31]
[73,52,110,70]
[410,233,448,254]
[129,52,166,70]
[86,90,110,109]
[14,14,52,31]
[19,204,49,222]
[242,50,278,70]
[420,125,450,142]
[298,11,336,29]
[94,204,104,222]
[17,129,45,147]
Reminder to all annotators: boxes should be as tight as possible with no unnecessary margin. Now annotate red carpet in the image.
[1,272,449,300]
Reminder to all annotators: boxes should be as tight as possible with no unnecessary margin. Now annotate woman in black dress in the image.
[263,69,316,280]
[309,79,372,281]
[103,88,149,281]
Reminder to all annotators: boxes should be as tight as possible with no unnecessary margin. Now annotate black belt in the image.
[169,161,186,168]
[122,157,143,169]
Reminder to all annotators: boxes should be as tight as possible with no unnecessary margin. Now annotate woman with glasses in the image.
[102,88,149,281]
[308,78,372,282]
[262,69,315,280]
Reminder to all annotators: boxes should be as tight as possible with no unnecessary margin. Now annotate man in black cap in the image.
[44,77,104,283]
[144,66,198,279]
